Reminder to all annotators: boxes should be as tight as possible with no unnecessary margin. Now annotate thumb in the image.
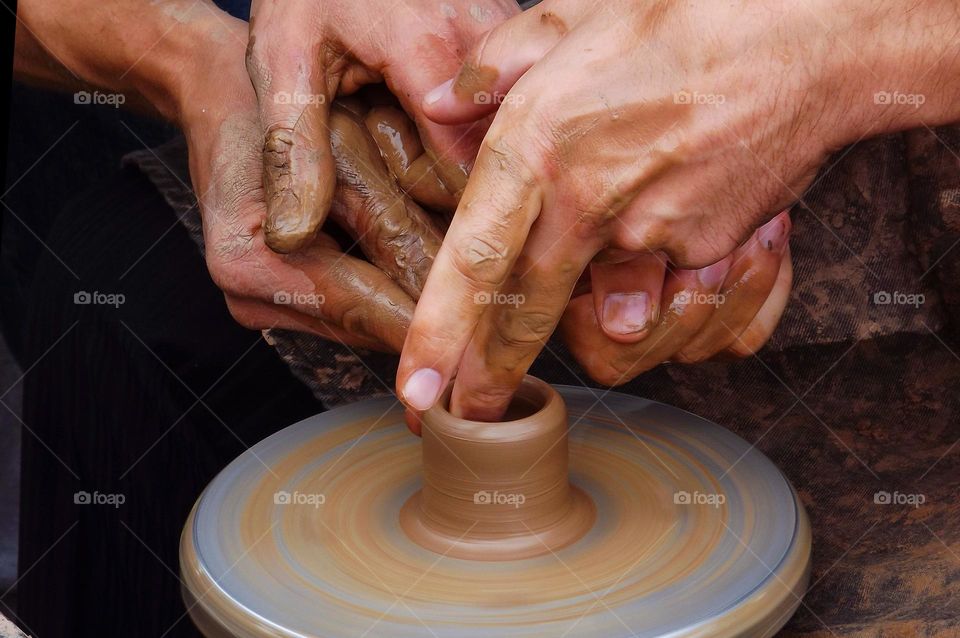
[421,4,572,125]
[247,1,338,253]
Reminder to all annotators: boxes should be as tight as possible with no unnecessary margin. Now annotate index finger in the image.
[396,131,543,412]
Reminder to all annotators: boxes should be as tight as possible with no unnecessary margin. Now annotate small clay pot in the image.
[399,375,596,560]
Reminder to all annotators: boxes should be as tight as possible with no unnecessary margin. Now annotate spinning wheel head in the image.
[181,379,810,637]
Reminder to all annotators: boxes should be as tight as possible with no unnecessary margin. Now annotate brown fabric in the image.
[906,126,960,331]
[773,135,945,348]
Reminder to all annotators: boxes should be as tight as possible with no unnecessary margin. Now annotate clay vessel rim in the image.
[425,375,565,442]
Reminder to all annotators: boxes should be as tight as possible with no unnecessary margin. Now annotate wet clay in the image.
[364,106,459,213]
[327,101,444,299]
[180,382,811,637]
[399,376,596,560]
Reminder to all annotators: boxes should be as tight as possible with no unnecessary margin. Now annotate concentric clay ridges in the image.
[181,385,811,638]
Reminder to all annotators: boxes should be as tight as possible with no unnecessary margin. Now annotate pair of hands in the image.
[20,0,955,423]
[193,0,795,425]
[395,0,960,420]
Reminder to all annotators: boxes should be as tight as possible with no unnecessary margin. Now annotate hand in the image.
[245,0,520,252]
[183,30,454,351]
[397,0,960,420]
[13,0,463,352]
[559,213,792,390]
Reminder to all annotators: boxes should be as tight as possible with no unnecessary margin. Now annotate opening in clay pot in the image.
[399,376,596,561]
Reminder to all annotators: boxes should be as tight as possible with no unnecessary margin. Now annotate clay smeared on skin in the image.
[453,62,499,102]
[261,102,333,254]
[327,102,444,300]
[364,106,459,213]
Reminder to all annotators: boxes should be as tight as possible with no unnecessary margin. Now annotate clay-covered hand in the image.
[181,18,448,352]
[397,0,960,420]
[245,0,520,253]
[559,214,792,391]
[15,0,448,352]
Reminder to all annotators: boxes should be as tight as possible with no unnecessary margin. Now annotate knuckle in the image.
[588,359,638,387]
[673,346,710,365]
[336,304,376,341]
[462,384,517,409]
[448,231,513,288]
[494,309,556,351]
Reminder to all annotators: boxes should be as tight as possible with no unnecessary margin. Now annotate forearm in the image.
[837,0,960,140]
[14,0,247,124]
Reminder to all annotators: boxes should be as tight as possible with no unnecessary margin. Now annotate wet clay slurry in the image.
[181,381,811,637]
[400,376,596,560]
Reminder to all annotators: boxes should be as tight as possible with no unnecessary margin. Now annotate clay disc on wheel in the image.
[180,386,811,638]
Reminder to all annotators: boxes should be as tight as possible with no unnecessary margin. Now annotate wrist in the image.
[829,0,960,143]
[15,1,248,125]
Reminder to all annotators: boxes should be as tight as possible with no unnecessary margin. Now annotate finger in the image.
[364,105,458,213]
[405,409,424,437]
[327,103,444,299]
[590,252,668,343]
[450,229,597,421]
[229,241,416,352]
[396,127,546,413]
[224,296,393,351]
[726,246,793,357]
[674,212,791,363]
[247,1,338,253]
[559,259,730,386]
[421,4,574,124]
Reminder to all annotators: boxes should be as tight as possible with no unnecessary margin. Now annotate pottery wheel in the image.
[180,384,811,637]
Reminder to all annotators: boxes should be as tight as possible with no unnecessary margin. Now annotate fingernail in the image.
[697,259,729,289]
[402,368,443,411]
[424,79,454,105]
[757,216,789,253]
[602,292,650,335]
